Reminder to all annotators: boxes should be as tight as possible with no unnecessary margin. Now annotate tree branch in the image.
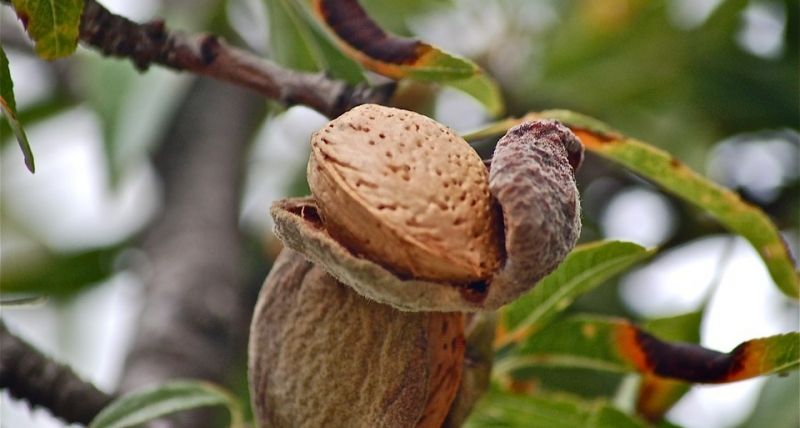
[118,78,262,428]
[0,320,114,425]
[76,0,393,118]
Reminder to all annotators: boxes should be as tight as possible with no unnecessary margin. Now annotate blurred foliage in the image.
[518,0,798,158]
[1,0,798,427]
[466,388,648,428]
[0,244,121,296]
[88,380,244,428]
[738,371,800,428]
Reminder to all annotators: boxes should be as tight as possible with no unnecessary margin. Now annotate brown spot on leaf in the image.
[619,323,752,383]
[15,11,29,29]
[316,0,422,64]
[571,128,619,149]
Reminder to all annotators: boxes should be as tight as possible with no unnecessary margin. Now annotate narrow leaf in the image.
[465,389,647,428]
[10,0,83,59]
[89,381,243,428]
[0,46,35,172]
[265,0,365,83]
[463,111,800,299]
[497,315,800,384]
[310,0,504,115]
[496,241,653,350]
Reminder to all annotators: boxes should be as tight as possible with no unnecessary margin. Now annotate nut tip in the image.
[508,120,584,172]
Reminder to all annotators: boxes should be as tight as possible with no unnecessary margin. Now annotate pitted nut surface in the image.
[308,104,502,283]
[274,107,583,312]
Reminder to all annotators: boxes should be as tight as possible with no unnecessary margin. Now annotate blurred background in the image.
[1,0,798,427]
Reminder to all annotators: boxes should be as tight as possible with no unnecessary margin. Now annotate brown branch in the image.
[77,0,393,118]
[0,320,114,425]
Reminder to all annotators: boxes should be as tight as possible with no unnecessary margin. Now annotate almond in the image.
[249,249,464,428]
[273,116,582,312]
[308,104,502,283]
[487,120,582,301]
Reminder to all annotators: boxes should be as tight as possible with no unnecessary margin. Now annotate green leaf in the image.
[0,46,35,172]
[643,311,703,344]
[496,315,800,384]
[0,245,119,296]
[10,0,83,59]
[89,380,243,428]
[310,0,504,115]
[739,371,800,428]
[464,389,647,428]
[0,48,19,114]
[463,110,800,300]
[496,241,653,349]
[265,0,365,84]
[447,73,504,117]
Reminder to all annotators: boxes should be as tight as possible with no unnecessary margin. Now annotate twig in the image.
[77,0,392,117]
[0,320,114,425]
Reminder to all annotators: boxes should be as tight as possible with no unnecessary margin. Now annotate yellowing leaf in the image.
[464,110,800,299]
[265,0,365,84]
[11,0,83,60]
[310,0,504,115]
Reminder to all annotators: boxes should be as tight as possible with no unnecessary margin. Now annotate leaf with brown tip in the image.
[464,110,800,300]
[309,0,504,115]
[495,315,799,384]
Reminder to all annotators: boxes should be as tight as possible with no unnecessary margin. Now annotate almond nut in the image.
[487,120,582,301]
[273,116,582,311]
[308,104,502,283]
[249,249,465,428]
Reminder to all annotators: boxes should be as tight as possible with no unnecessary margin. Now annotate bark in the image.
[117,78,262,428]
[0,321,114,425]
